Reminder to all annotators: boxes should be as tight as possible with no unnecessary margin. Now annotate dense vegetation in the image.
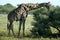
[31,6,60,37]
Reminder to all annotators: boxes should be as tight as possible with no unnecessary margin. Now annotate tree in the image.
[0,3,15,14]
[31,6,60,37]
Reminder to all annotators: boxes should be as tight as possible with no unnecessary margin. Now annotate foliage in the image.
[31,6,60,36]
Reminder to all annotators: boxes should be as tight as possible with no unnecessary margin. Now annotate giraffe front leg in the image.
[18,21,22,37]
[23,20,25,37]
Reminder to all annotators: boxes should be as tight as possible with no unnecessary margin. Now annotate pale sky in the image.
[0,0,60,7]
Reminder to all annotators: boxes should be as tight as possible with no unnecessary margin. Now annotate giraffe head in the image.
[38,2,51,10]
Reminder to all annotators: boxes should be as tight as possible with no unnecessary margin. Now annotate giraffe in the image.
[7,5,29,37]
[7,2,51,37]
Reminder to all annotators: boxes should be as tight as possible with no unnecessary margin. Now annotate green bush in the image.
[31,6,60,36]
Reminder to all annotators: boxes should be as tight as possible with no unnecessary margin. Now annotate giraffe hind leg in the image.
[7,22,11,36]
[7,21,15,37]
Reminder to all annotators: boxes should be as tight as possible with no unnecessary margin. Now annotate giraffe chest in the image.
[17,12,27,21]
